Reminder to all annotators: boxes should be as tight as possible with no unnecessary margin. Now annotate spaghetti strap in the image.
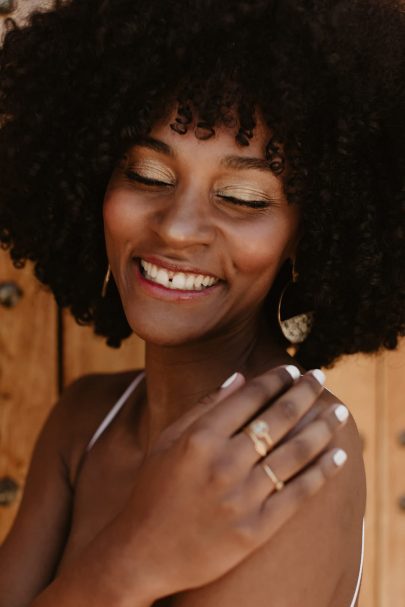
[85,371,145,453]
[349,516,365,607]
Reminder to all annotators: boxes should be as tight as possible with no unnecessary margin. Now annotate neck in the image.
[136,313,299,452]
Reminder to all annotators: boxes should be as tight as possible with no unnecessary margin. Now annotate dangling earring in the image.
[101,263,111,298]
[277,258,314,344]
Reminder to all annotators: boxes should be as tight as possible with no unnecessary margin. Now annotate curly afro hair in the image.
[0,0,404,369]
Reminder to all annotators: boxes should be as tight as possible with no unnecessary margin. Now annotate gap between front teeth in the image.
[140,259,218,290]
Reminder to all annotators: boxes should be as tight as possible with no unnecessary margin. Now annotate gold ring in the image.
[247,419,275,451]
[243,427,268,457]
[262,463,284,491]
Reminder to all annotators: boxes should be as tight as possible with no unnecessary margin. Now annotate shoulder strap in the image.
[85,371,145,453]
[349,516,365,607]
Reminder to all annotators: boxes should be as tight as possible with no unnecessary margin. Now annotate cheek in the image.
[103,189,145,249]
[230,214,298,277]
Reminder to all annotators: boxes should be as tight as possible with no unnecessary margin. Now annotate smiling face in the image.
[103,106,301,346]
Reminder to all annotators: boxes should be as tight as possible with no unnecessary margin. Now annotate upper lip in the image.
[137,255,221,279]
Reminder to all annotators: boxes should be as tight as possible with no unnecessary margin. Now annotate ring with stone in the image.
[246,419,275,451]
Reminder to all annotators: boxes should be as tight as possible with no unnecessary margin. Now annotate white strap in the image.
[349,516,365,607]
[85,371,145,452]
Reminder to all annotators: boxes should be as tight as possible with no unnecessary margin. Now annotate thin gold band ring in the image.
[262,463,285,491]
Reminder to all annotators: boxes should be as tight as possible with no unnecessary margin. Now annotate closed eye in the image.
[125,170,275,210]
[217,195,274,210]
[125,170,174,187]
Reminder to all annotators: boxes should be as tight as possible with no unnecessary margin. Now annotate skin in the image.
[102,106,302,449]
[0,106,366,607]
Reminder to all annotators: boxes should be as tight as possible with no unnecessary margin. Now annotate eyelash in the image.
[124,170,272,210]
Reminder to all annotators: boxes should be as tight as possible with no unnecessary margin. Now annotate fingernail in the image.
[334,404,349,423]
[283,365,301,381]
[309,369,326,385]
[221,372,239,388]
[332,449,347,466]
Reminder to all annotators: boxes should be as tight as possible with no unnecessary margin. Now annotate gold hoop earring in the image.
[101,263,111,298]
[277,259,314,344]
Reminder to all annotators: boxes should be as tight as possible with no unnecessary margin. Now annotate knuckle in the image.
[279,398,300,423]
[316,418,333,441]
[209,458,234,488]
[183,426,213,455]
[295,468,324,499]
[219,493,243,518]
[199,392,217,406]
[246,379,267,401]
[291,435,312,462]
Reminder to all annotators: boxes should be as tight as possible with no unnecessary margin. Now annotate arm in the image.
[170,401,366,607]
[0,377,80,607]
[0,374,161,607]
[29,514,161,607]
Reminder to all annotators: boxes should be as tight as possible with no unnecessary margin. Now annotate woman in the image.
[0,0,403,605]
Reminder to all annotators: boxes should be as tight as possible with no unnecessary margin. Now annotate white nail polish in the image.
[332,449,347,466]
[334,404,349,423]
[284,365,301,381]
[310,369,326,385]
[221,372,238,388]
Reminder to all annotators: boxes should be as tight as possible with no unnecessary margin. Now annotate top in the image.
[85,371,365,606]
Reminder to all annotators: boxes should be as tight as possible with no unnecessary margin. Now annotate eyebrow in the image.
[130,135,174,157]
[131,136,273,174]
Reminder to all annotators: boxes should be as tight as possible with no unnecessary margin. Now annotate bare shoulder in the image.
[57,369,143,486]
[0,370,140,606]
[171,387,366,607]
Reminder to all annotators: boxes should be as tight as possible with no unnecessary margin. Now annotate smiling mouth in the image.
[138,258,220,291]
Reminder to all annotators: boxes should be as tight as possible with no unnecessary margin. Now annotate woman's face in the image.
[103,107,301,345]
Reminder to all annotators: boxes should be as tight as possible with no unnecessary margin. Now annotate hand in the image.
[122,366,349,599]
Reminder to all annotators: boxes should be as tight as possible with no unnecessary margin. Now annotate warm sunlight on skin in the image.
[103,106,301,346]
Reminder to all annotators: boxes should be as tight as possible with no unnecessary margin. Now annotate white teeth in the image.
[185,274,195,290]
[140,259,219,291]
[194,275,204,288]
[171,273,186,290]
[155,268,170,288]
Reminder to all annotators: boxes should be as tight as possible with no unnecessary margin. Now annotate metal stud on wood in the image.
[0,0,16,15]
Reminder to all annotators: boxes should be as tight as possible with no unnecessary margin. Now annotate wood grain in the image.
[62,309,145,386]
[325,352,379,607]
[0,252,57,542]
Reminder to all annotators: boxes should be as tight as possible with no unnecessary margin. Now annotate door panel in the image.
[0,253,57,540]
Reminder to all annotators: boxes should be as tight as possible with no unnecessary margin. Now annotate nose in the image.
[151,188,215,250]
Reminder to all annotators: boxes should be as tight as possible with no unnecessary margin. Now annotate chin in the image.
[126,311,217,347]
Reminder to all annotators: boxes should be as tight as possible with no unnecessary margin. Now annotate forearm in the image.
[31,513,164,607]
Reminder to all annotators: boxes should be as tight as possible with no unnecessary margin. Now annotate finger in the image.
[253,446,348,547]
[200,364,302,436]
[229,370,326,466]
[244,402,349,505]
[163,372,246,439]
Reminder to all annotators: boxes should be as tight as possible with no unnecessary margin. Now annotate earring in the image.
[101,263,111,298]
[277,259,314,344]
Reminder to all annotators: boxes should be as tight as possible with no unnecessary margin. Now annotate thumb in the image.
[183,372,245,423]
[162,372,245,441]
[200,372,246,408]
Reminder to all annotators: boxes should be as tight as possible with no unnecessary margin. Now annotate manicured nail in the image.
[283,365,301,381]
[309,368,326,385]
[332,449,347,466]
[334,404,349,423]
[221,372,239,388]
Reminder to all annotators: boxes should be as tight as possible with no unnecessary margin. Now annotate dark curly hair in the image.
[0,0,404,369]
